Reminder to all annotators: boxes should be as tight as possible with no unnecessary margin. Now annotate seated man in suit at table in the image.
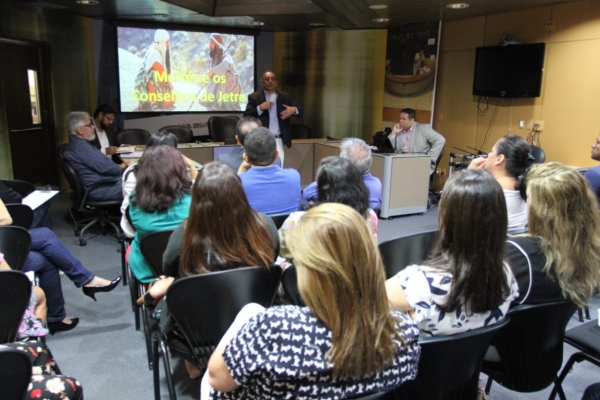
[388,108,445,175]
[303,137,382,209]
[238,127,301,214]
[62,111,126,201]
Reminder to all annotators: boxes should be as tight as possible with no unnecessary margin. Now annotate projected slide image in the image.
[118,27,254,113]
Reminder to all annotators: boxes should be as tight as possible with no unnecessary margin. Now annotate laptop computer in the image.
[372,134,396,154]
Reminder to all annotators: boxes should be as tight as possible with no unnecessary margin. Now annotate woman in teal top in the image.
[128,145,194,283]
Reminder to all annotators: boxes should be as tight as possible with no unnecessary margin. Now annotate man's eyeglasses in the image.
[263,77,277,82]
[82,122,94,128]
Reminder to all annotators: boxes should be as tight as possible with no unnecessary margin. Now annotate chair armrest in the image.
[81,179,119,206]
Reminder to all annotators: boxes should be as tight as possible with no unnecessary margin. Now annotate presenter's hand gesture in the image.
[468,157,486,170]
[259,101,272,111]
[280,104,297,120]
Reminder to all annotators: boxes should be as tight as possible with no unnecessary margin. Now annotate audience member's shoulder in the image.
[256,305,310,325]
[282,167,301,179]
[390,310,420,342]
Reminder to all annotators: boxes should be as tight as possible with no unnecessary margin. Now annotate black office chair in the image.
[0,347,32,400]
[281,265,304,306]
[530,145,546,164]
[0,270,32,343]
[58,144,122,246]
[0,226,31,271]
[159,125,194,143]
[550,318,600,400]
[390,318,509,400]
[1,179,35,198]
[207,116,239,143]
[4,203,33,230]
[115,128,150,146]
[137,229,174,370]
[268,212,290,230]
[290,123,312,139]
[378,229,440,279]
[153,266,282,400]
[482,301,578,400]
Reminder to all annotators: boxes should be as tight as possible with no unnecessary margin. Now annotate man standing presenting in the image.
[62,112,126,201]
[238,127,301,214]
[244,71,303,166]
[91,104,119,156]
[388,108,445,174]
[585,134,600,203]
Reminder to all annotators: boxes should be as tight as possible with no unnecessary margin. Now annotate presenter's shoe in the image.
[82,276,122,301]
[48,318,79,335]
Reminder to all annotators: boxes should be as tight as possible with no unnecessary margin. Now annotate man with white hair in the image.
[62,111,126,201]
[303,137,382,209]
[134,29,175,111]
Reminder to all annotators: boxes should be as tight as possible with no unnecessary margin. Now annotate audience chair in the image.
[58,144,122,246]
[482,301,578,400]
[0,270,33,343]
[378,229,439,279]
[531,145,546,164]
[0,347,32,400]
[114,128,150,146]
[158,125,194,143]
[549,318,600,400]
[390,318,509,400]
[281,265,304,306]
[290,123,312,139]
[153,266,282,400]
[349,391,393,399]
[577,305,591,322]
[137,229,174,370]
[0,226,31,271]
[207,116,239,143]
[268,212,290,230]
[4,203,33,230]
[1,179,35,198]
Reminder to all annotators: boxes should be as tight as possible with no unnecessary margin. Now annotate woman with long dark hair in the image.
[205,203,420,399]
[469,135,534,231]
[128,145,193,283]
[386,169,519,336]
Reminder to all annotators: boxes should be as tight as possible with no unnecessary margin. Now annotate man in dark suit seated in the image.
[91,104,119,156]
[62,111,126,201]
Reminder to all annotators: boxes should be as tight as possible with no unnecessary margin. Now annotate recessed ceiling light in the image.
[446,3,469,9]
[251,21,265,26]
[373,17,390,23]
[369,4,388,9]
[75,0,99,4]
[153,14,169,18]
[309,22,325,27]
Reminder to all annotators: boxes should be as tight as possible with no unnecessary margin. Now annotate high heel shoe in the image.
[48,318,79,335]
[82,276,122,301]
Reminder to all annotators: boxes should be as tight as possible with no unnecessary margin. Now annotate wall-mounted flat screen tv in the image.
[117,26,255,113]
[473,43,545,98]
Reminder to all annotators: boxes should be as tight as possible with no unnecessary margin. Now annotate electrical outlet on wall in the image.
[546,20,556,31]
[533,120,545,131]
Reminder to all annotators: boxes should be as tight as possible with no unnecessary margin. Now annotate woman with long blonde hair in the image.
[206,203,420,399]
[507,162,600,306]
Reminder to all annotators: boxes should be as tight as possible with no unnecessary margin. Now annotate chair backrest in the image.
[5,203,33,230]
[430,147,445,183]
[58,144,86,210]
[0,270,33,343]
[378,229,440,278]
[1,179,35,198]
[166,266,282,367]
[0,226,31,271]
[207,116,239,143]
[139,229,174,277]
[530,145,546,163]
[281,265,304,306]
[290,123,312,139]
[159,125,194,143]
[392,318,510,400]
[482,300,578,392]
[0,347,32,400]
[268,213,290,230]
[115,129,150,146]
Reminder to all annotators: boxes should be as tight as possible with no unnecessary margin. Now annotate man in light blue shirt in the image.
[238,127,301,214]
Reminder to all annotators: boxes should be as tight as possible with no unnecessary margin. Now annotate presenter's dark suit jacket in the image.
[244,90,303,148]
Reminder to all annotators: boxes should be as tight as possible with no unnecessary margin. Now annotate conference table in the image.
[121,138,430,218]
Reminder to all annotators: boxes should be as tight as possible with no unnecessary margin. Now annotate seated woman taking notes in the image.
[205,203,420,399]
